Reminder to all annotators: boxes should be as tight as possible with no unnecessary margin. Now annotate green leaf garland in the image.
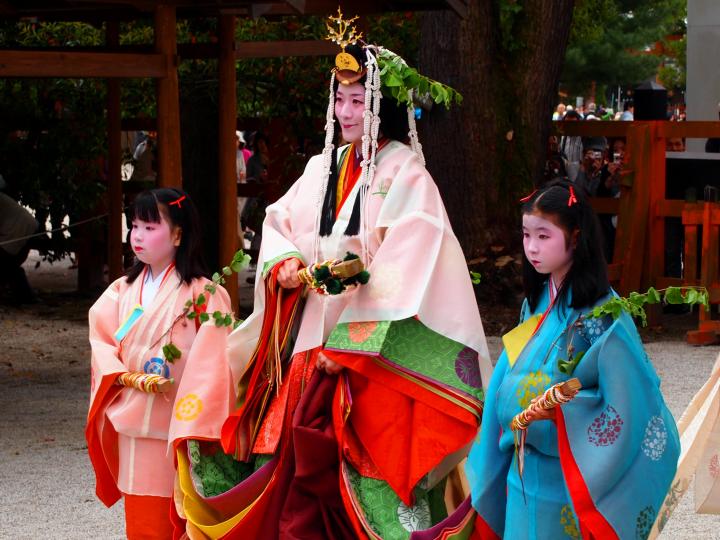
[377,49,462,109]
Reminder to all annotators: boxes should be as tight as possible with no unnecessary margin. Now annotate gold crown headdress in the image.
[325,8,364,78]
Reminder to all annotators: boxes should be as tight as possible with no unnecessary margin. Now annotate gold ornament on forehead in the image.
[325,7,363,74]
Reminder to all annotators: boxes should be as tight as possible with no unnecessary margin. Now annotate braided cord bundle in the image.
[511,378,581,431]
[116,371,173,393]
[356,47,382,266]
[511,378,581,486]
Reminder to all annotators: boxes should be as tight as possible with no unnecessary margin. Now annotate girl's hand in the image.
[316,351,344,375]
[277,258,302,289]
[524,396,556,423]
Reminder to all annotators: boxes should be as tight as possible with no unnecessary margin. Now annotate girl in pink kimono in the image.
[86,188,232,539]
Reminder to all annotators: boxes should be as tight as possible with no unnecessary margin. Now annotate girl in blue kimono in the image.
[466,181,679,539]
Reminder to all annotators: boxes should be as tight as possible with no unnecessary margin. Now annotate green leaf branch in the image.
[377,48,462,109]
[149,249,251,363]
[587,286,710,327]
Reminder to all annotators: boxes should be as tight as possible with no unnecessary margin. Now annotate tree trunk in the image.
[419,1,575,258]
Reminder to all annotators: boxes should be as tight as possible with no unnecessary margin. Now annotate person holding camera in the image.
[575,137,608,196]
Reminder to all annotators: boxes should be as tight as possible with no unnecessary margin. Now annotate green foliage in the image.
[230,250,252,273]
[152,250,249,362]
[589,286,709,327]
[558,351,585,375]
[657,35,686,89]
[470,271,482,285]
[498,0,525,52]
[308,251,370,295]
[378,49,461,108]
[162,343,182,364]
[562,0,686,96]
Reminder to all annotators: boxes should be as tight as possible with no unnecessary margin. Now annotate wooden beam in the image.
[444,0,468,17]
[154,4,182,187]
[106,21,124,281]
[235,39,336,58]
[178,42,218,59]
[660,121,720,138]
[180,40,336,59]
[218,14,239,310]
[555,120,720,139]
[250,3,301,18]
[613,122,651,296]
[0,50,167,78]
[284,0,337,14]
[645,122,667,300]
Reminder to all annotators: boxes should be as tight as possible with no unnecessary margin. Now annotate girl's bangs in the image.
[130,192,162,223]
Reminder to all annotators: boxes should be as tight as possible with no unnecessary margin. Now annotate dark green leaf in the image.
[646,287,661,304]
[664,287,684,304]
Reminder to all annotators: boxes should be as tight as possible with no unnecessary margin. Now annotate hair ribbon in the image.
[519,189,537,203]
[169,195,186,208]
[567,186,578,207]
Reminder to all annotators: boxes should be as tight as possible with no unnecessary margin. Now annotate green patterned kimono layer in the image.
[347,465,448,540]
[326,317,484,405]
[187,440,271,497]
[327,318,484,537]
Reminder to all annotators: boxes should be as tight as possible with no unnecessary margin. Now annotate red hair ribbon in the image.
[169,195,186,208]
[567,186,578,207]
[519,189,537,203]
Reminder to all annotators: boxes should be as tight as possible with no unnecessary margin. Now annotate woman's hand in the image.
[524,396,556,423]
[315,351,344,375]
[277,258,302,289]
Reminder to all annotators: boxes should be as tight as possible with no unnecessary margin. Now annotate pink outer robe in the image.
[231,140,491,387]
[86,270,232,507]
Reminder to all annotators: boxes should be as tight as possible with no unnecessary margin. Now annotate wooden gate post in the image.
[107,21,123,281]
[218,14,239,310]
[155,4,182,188]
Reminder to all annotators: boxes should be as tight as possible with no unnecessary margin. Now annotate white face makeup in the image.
[522,212,574,285]
[130,208,180,277]
[334,82,366,145]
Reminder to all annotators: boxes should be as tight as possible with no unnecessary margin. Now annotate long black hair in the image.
[126,188,209,284]
[522,180,609,312]
[320,44,410,237]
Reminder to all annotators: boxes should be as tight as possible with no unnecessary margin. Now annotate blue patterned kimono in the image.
[466,286,679,539]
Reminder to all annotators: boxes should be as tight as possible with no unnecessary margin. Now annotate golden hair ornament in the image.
[325,7,363,74]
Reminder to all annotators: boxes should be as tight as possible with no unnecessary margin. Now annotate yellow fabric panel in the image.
[501,315,541,367]
[176,448,256,539]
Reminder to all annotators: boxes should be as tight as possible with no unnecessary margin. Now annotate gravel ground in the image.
[1,254,719,539]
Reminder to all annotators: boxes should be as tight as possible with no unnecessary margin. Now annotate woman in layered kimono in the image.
[466,181,680,539]
[172,11,491,540]
[86,188,232,539]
